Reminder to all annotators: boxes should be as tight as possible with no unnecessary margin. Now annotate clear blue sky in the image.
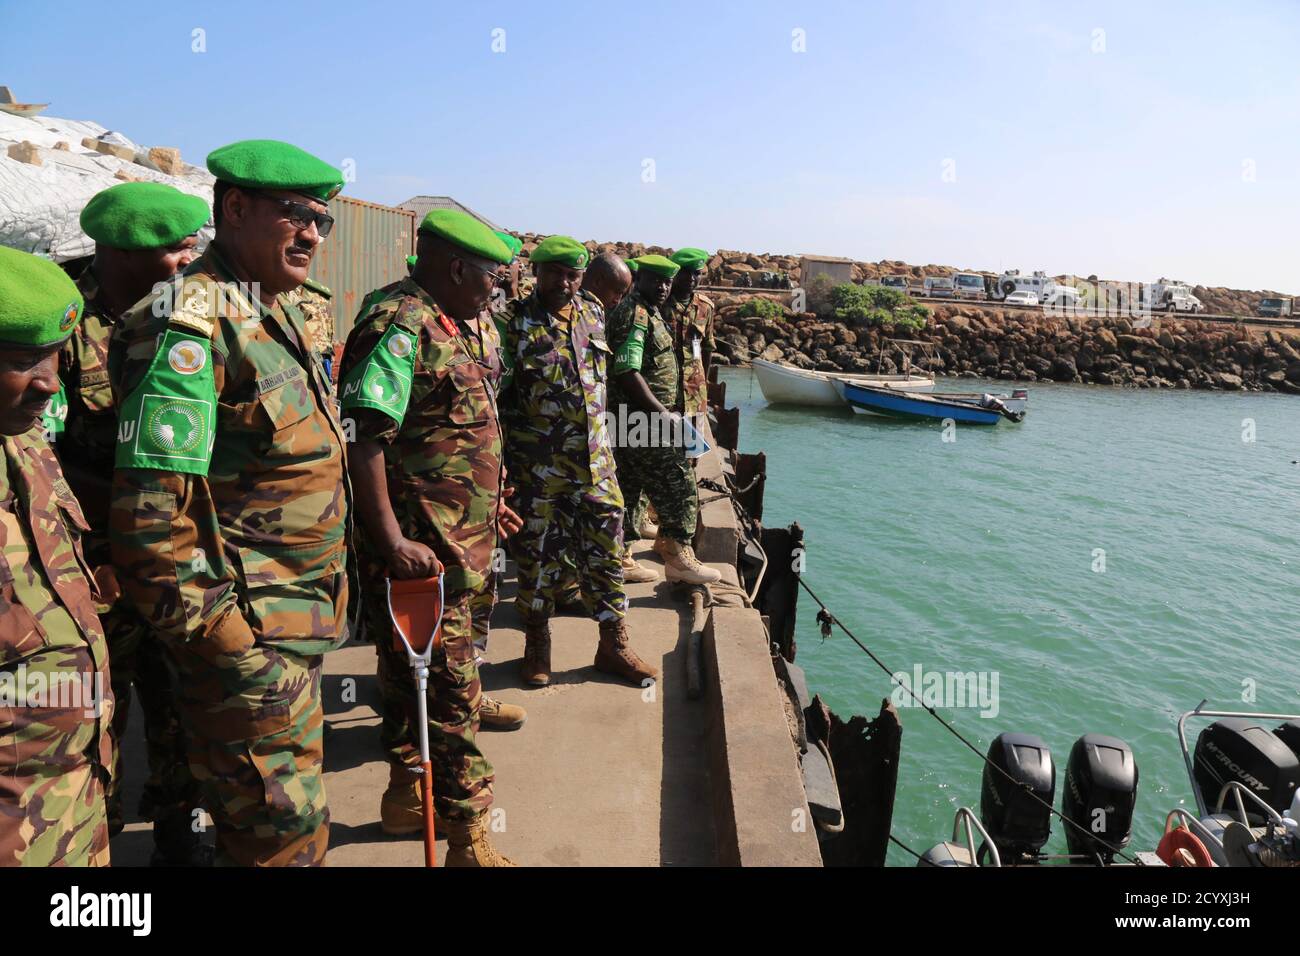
[4,0,1298,290]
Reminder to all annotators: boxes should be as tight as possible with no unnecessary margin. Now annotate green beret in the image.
[79,182,209,251]
[0,246,84,348]
[633,254,680,279]
[626,258,639,273]
[206,139,344,202]
[494,231,523,259]
[670,247,709,272]
[531,236,589,269]
[406,255,418,268]
[418,210,512,265]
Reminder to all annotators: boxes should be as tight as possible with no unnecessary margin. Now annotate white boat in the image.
[751,356,935,407]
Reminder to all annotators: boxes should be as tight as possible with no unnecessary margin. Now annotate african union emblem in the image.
[387,331,413,358]
[362,364,407,408]
[147,399,206,455]
[168,340,206,375]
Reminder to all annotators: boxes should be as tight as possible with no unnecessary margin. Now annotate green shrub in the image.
[828,282,929,330]
[737,297,785,320]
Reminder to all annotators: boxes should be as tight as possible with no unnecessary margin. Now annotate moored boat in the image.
[834,379,1028,424]
[751,358,933,407]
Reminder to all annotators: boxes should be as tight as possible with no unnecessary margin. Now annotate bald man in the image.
[580,253,633,314]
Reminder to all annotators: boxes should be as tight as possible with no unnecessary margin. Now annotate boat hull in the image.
[751,358,932,407]
[836,381,1007,424]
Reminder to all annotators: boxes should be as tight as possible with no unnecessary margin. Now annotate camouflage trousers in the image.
[373,597,494,823]
[102,597,196,828]
[167,624,327,867]
[0,647,112,867]
[615,442,699,544]
[471,575,496,656]
[511,480,627,623]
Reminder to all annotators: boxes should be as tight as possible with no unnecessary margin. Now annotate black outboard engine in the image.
[1273,721,1300,764]
[1062,734,1138,864]
[980,733,1054,863]
[1193,718,1300,817]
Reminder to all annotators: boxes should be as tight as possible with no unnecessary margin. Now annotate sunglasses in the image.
[255,193,335,238]
[460,258,507,287]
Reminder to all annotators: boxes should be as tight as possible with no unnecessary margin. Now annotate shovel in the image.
[386,574,445,867]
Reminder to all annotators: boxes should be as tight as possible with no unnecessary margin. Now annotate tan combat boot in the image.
[444,813,517,867]
[520,617,552,686]
[480,695,526,731]
[379,763,424,836]
[655,537,723,585]
[638,516,660,538]
[595,618,659,684]
[621,547,662,584]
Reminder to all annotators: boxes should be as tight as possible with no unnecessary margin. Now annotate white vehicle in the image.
[952,273,987,300]
[1005,290,1039,306]
[1041,286,1081,309]
[990,269,1056,302]
[923,276,956,298]
[1146,278,1203,314]
[1258,297,1293,318]
[880,274,911,292]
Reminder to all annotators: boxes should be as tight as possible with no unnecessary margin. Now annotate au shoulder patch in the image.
[338,324,418,426]
[114,329,216,475]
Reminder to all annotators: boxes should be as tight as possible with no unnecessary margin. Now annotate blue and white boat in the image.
[833,379,1028,425]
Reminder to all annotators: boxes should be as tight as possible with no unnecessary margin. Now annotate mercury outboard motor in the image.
[1193,718,1300,817]
[980,733,1054,863]
[1273,721,1300,764]
[1061,734,1137,864]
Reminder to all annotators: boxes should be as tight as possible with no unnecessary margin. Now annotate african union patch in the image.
[339,323,417,426]
[115,329,216,476]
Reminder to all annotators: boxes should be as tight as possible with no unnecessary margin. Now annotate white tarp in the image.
[0,111,214,261]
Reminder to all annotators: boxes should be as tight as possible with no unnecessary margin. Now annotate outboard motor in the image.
[1273,721,1300,764]
[980,733,1054,863]
[1193,718,1300,817]
[1062,734,1138,864]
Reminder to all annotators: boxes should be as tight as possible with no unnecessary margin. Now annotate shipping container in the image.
[308,194,416,338]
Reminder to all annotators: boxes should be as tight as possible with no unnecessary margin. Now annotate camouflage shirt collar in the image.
[398,275,462,337]
[200,243,280,320]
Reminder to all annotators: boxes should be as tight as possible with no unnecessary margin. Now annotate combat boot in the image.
[480,695,526,731]
[520,618,552,686]
[149,806,214,867]
[621,548,662,584]
[638,517,660,539]
[655,537,723,585]
[444,813,516,867]
[380,763,424,836]
[595,618,659,684]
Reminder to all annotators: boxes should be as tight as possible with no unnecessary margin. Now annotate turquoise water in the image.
[718,367,1300,865]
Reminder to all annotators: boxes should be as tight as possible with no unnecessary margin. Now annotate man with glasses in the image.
[109,139,351,866]
[498,236,658,688]
[340,210,518,866]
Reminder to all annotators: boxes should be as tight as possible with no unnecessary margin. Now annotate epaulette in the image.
[302,276,333,299]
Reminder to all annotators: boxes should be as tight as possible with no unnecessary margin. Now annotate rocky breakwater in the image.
[712,301,1300,393]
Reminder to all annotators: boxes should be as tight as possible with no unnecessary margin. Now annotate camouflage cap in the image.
[418,209,513,265]
[0,246,84,348]
[206,139,344,202]
[633,254,680,278]
[531,235,589,269]
[80,181,210,250]
[670,247,709,272]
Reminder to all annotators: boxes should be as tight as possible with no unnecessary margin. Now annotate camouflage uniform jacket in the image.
[608,289,682,412]
[108,244,352,656]
[497,291,620,498]
[665,291,715,416]
[338,277,503,599]
[0,428,112,759]
[285,277,337,359]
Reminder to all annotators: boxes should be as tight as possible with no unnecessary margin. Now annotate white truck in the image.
[922,276,956,298]
[1257,296,1293,318]
[989,270,1057,302]
[952,272,987,300]
[1146,279,1203,314]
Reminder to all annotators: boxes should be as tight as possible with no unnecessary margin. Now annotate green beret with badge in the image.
[206,139,345,202]
[632,254,680,278]
[80,182,210,250]
[669,247,709,272]
[0,246,84,348]
[418,209,513,265]
[494,231,523,260]
[530,235,589,269]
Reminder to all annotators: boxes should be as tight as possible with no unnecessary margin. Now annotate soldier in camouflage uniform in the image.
[53,182,211,864]
[608,256,721,586]
[498,236,658,687]
[664,248,716,427]
[0,246,115,867]
[340,210,517,866]
[285,276,338,389]
[109,140,351,866]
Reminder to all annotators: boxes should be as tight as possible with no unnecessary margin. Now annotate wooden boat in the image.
[834,379,1028,424]
[0,87,48,118]
[751,358,933,406]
